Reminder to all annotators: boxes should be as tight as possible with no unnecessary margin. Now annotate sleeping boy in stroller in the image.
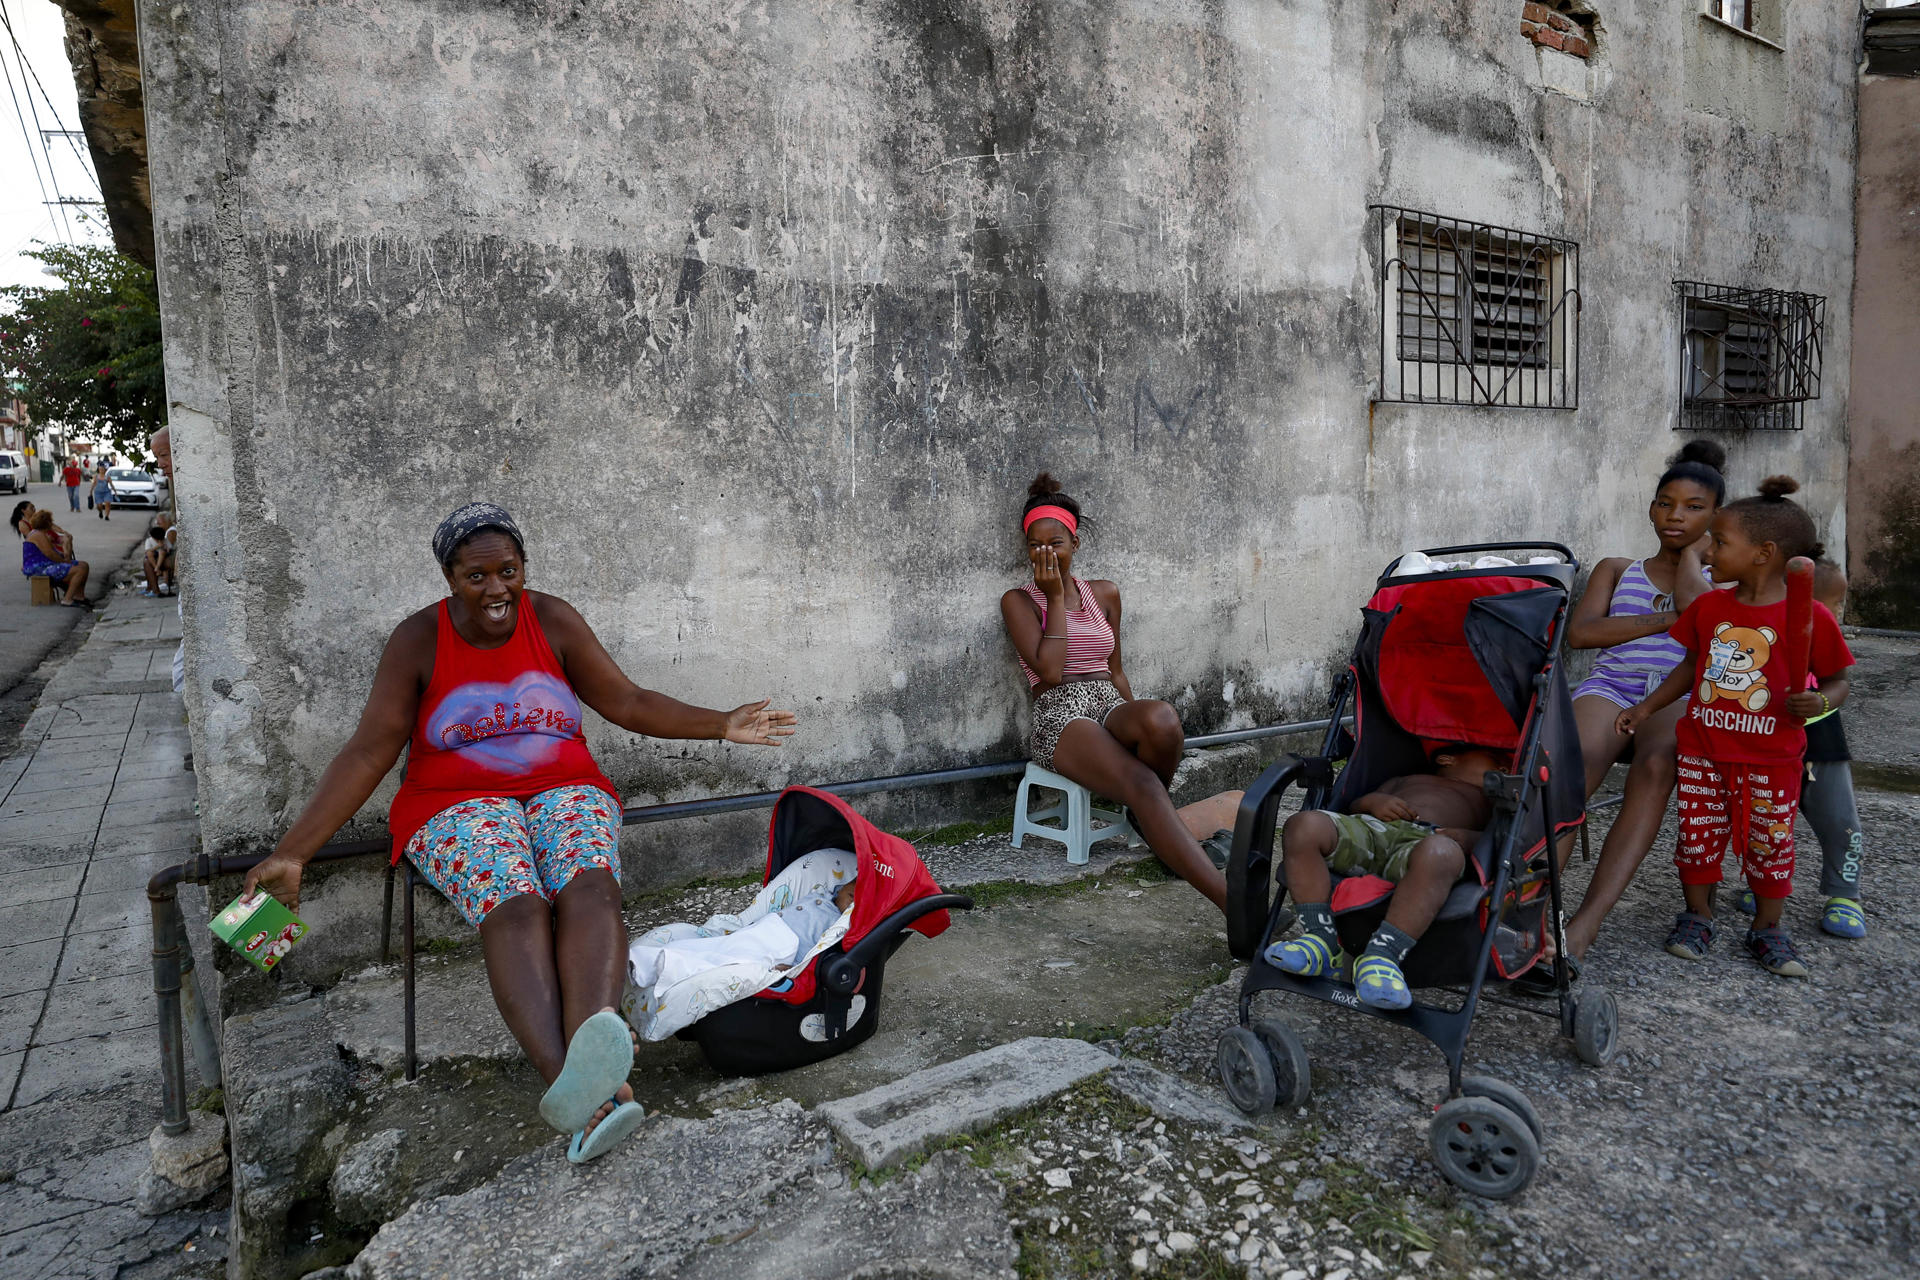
[1263,742,1508,1009]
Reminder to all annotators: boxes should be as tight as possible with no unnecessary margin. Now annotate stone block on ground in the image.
[1104,1057,1253,1132]
[814,1035,1118,1170]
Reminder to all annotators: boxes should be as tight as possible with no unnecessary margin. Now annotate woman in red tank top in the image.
[244,503,795,1162]
[1000,474,1227,912]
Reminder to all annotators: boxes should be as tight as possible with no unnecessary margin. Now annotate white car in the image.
[108,467,168,509]
[0,450,28,495]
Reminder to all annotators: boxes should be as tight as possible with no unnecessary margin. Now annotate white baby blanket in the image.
[621,847,859,1042]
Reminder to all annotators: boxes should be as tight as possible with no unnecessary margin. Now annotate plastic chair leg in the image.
[1066,784,1092,866]
[1012,776,1032,849]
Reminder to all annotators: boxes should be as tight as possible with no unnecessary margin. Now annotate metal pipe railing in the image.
[145,715,1341,1129]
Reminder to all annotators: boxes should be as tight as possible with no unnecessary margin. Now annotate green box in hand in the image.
[209,891,309,972]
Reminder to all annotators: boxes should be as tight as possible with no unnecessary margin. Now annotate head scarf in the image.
[432,502,525,568]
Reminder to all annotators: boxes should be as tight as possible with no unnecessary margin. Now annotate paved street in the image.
[1,492,148,706]
[0,586,224,1279]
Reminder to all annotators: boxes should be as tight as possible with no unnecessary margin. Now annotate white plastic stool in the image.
[1011,762,1143,866]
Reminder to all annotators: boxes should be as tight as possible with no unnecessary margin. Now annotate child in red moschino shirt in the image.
[1616,476,1853,979]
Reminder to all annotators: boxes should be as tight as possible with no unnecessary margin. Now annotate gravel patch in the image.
[1116,787,1918,1279]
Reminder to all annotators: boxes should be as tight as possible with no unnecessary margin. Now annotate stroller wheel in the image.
[1217,1027,1278,1114]
[1429,1096,1540,1200]
[1251,1018,1311,1110]
[1459,1075,1543,1147]
[1571,984,1620,1067]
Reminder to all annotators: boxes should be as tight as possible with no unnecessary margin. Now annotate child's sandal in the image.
[1664,912,1715,961]
[1743,925,1809,978]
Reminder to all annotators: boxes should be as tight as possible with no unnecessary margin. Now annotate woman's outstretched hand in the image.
[243,849,309,912]
[723,700,798,746]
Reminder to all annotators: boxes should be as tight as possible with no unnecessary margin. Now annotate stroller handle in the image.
[1405,541,1574,562]
[825,893,976,993]
[1378,542,1579,590]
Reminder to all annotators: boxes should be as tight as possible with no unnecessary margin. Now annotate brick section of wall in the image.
[1522,3,1593,60]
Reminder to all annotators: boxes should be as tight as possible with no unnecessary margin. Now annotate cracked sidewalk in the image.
[0,579,226,1280]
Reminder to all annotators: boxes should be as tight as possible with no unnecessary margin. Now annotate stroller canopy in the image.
[1367,574,1566,750]
[761,787,951,1005]
[1332,567,1584,830]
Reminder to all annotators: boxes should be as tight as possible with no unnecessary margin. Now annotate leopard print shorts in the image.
[1029,679,1127,770]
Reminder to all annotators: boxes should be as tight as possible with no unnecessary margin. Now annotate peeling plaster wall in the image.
[137,0,1858,890]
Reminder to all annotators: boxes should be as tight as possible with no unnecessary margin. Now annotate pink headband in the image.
[1022,505,1078,535]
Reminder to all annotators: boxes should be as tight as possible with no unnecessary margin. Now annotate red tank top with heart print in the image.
[387,594,619,862]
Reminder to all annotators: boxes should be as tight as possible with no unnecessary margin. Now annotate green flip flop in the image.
[567,1100,646,1164]
[539,1010,636,1134]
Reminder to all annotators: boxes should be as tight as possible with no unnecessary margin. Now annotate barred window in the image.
[1675,280,1824,431]
[1374,206,1580,409]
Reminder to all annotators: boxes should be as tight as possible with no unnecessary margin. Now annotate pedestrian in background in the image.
[61,458,83,512]
[92,463,112,520]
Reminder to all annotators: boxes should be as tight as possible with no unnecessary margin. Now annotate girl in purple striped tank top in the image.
[1000,474,1228,913]
[1533,441,1726,984]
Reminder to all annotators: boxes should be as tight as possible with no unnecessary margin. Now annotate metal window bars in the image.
[1373,206,1581,410]
[1674,280,1824,431]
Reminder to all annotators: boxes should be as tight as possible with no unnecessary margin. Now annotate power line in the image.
[0,24,60,242]
[12,42,70,240]
[0,0,98,191]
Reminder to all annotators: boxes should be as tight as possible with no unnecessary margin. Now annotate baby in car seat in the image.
[1264,743,1505,1010]
[769,879,858,971]
[629,871,856,992]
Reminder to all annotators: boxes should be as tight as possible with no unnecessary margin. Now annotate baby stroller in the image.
[678,786,973,1075]
[1216,544,1619,1199]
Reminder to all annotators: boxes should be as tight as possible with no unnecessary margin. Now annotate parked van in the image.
[0,450,29,495]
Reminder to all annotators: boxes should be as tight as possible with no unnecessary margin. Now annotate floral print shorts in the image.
[404,785,621,927]
[1029,679,1127,770]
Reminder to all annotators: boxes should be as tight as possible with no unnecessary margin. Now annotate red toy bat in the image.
[1784,556,1815,694]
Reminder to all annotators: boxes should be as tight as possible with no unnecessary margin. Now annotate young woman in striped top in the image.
[1539,441,1726,982]
[1000,474,1227,910]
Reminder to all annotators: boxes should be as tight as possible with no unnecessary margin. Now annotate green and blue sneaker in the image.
[1264,933,1344,977]
[1821,897,1866,939]
[1353,954,1413,1011]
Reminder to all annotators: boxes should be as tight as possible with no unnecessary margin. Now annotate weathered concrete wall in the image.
[1848,66,1920,625]
[139,2,1859,896]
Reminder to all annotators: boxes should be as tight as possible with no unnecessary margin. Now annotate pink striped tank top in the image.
[1016,577,1117,690]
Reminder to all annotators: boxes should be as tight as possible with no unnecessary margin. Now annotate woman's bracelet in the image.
[1042,632,1068,639]
[1818,690,1832,716]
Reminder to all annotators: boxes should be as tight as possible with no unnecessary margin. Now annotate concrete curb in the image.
[815,1035,1119,1170]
